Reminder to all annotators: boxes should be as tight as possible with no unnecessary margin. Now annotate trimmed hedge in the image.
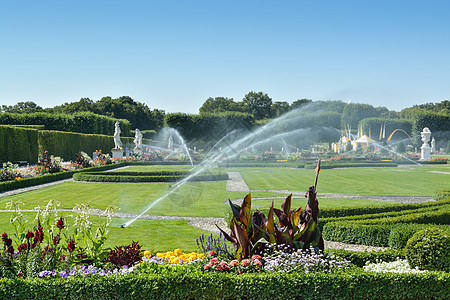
[0,163,125,192]
[324,248,405,267]
[0,125,39,164]
[319,198,450,218]
[434,190,450,201]
[0,271,448,299]
[0,111,131,136]
[304,162,398,169]
[73,172,229,182]
[322,222,450,248]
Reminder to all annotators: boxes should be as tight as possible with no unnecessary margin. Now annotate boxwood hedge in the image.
[0,271,448,300]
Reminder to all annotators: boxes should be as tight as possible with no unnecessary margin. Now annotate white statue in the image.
[113,121,123,149]
[420,127,431,160]
[133,128,143,149]
[168,135,174,151]
[431,137,436,153]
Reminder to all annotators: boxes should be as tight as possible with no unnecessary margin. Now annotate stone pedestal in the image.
[420,144,431,161]
[111,148,123,158]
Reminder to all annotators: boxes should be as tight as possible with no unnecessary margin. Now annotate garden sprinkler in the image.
[119,224,126,228]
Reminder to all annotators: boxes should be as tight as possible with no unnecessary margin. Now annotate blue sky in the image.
[1,0,449,113]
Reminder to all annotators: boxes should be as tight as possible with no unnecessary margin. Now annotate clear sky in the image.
[1,0,449,114]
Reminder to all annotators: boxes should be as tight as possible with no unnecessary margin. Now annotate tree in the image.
[242,91,273,120]
[1,101,43,113]
[271,101,290,117]
[396,141,406,153]
[290,99,312,110]
[199,97,237,114]
[342,103,380,128]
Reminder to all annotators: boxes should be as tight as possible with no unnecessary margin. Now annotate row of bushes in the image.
[0,126,154,163]
[319,197,450,218]
[0,111,131,135]
[0,271,448,299]
[304,162,399,169]
[0,163,125,192]
[0,125,39,164]
[322,221,450,249]
[72,172,229,183]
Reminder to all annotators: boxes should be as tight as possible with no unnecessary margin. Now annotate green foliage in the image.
[0,112,130,136]
[105,241,143,267]
[0,271,449,299]
[325,248,405,267]
[433,190,450,201]
[342,103,383,129]
[242,91,273,120]
[406,227,450,272]
[37,130,114,161]
[396,141,406,153]
[360,118,413,141]
[218,190,324,260]
[0,125,39,164]
[412,111,450,146]
[0,163,123,192]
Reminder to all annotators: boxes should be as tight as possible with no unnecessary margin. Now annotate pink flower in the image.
[241,259,251,267]
[230,260,239,267]
[215,264,223,272]
[251,254,262,261]
[221,261,230,271]
[210,258,219,265]
[204,263,212,270]
[208,250,217,257]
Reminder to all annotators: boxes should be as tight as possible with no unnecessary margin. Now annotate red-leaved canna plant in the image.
[217,160,324,260]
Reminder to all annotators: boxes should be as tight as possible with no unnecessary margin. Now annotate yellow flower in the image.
[144,250,151,257]
[174,249,182,255]
[156,253,164,258]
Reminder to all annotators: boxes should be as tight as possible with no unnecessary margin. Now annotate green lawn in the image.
[237,164,450,196]
[1,163,448,252]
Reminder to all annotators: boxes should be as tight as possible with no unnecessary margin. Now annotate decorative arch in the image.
[387,129,413,143]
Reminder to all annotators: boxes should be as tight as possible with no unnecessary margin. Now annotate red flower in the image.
[203,263,212,270]
[56,217,65,229]
[26,231,34,240]
[221,261,230,271]
[1,233,8,243]
[53,236,60,245]
[7,246,14,255]
[67,240,75,252]
[241,259,251,267]
[210,258,219,265]
[17,272,24,278]
[230,260,239,267]
[254,260,262,268]
[18,243,28,252]
[208,250,217,257]
[251,254,262,261]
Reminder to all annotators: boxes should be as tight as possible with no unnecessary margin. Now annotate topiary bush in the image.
[405,227,450,272]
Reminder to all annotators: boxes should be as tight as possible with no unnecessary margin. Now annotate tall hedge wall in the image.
[38,131,114,161]
[360,118,413,141]
[0,125,39,164]
[0,112,131,136]
[412,111,450,148]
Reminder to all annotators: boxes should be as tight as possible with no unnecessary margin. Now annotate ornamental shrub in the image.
[405,227,450,272]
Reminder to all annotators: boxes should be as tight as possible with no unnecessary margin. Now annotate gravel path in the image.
[226,172,250,191]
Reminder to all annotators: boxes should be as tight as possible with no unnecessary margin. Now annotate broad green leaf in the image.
[266,201,275,236]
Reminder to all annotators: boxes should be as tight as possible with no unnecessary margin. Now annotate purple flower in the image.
[59,271,68,278]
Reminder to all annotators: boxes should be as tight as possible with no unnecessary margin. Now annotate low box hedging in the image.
[0,163,125,192]
[73,172,229,182]
[319,203,450,229]
[323,222,450,248]
[319,197,450,218]
[324,248,405,267]
[0,271,448,299]
[434,190,450,201]
[304,162,398,169]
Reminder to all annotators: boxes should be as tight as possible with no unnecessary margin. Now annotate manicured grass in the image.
[0,181,281,217]
[237,164,450,196]
[112,165,192,172]
[250,197,392,210]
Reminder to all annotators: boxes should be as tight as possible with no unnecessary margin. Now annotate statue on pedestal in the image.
[113,121,123,149]
[133,128,143,149]
[168,135,174,151]
[420,127,432,160]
